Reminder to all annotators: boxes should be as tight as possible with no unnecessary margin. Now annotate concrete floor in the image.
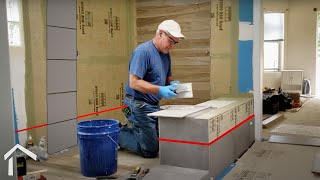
[26,97,320,179]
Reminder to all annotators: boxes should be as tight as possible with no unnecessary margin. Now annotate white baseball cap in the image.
[158,20,185,39]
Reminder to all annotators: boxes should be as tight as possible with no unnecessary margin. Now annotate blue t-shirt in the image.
[125,40,172,104]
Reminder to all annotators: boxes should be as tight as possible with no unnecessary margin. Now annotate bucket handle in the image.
[107,135,119,149]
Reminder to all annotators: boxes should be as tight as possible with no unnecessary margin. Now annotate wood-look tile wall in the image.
[136,0,211,105]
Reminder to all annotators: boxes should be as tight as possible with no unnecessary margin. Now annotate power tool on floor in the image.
[127,166,141,180]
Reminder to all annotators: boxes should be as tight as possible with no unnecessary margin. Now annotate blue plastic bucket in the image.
[78,119,120,177]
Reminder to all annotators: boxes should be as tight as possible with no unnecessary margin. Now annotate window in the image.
[6,0,21,46]
[264,13,284,71]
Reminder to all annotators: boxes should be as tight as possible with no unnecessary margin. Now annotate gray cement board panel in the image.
[159,117,209,142]
[158,99,253,143]
[46,0,77,156]
[208,131,236,179]
[47,27,76,60]
[197,100,236,108]
[269,135,320,147]
[159,128,239,179]
[48,119,77,154]
[47,60,76,93]
[143,165,209,180]
[195,98,253,120]
[233,120,250,158]
[271,124,320,138]
[249,119,255,145]
[160,142,209,170]
[234,141,272,167]
[47,0,76,29]
[225,142,320,180]
[223,167,273,180]
[47,92,77,124]
[148,105,211,118]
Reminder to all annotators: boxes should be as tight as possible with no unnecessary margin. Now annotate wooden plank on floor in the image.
[262,113,284,128]
[262,114,271,120]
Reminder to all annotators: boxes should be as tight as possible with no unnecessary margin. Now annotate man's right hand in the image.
[158,85,177,98]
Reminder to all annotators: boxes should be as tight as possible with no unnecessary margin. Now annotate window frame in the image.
[6,0,22,47]
[263,12,285,72]
[264,39,283,71]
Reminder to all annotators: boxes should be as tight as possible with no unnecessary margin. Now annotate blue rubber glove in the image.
[170,80,180,85]
[158,85,177,98]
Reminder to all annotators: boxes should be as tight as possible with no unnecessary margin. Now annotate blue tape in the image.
[239,0,253,23]
[238,40,253,93]
[12,89,20,144]
[216,163,236,180]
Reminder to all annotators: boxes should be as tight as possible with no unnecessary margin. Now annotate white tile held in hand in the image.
[172,83,193,98]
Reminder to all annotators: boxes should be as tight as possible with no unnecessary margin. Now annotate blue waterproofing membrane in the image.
[216,163,236,180]
[12,89,19,144]
[238,40,253,93]
[239,0,253,22]
[238,0,254,93]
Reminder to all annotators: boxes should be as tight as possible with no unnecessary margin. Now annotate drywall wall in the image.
[263,0,288,12]
[263,72,282,89]
[286,0,320,94]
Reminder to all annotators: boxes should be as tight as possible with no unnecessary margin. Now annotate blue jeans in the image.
[118,96,160,158]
